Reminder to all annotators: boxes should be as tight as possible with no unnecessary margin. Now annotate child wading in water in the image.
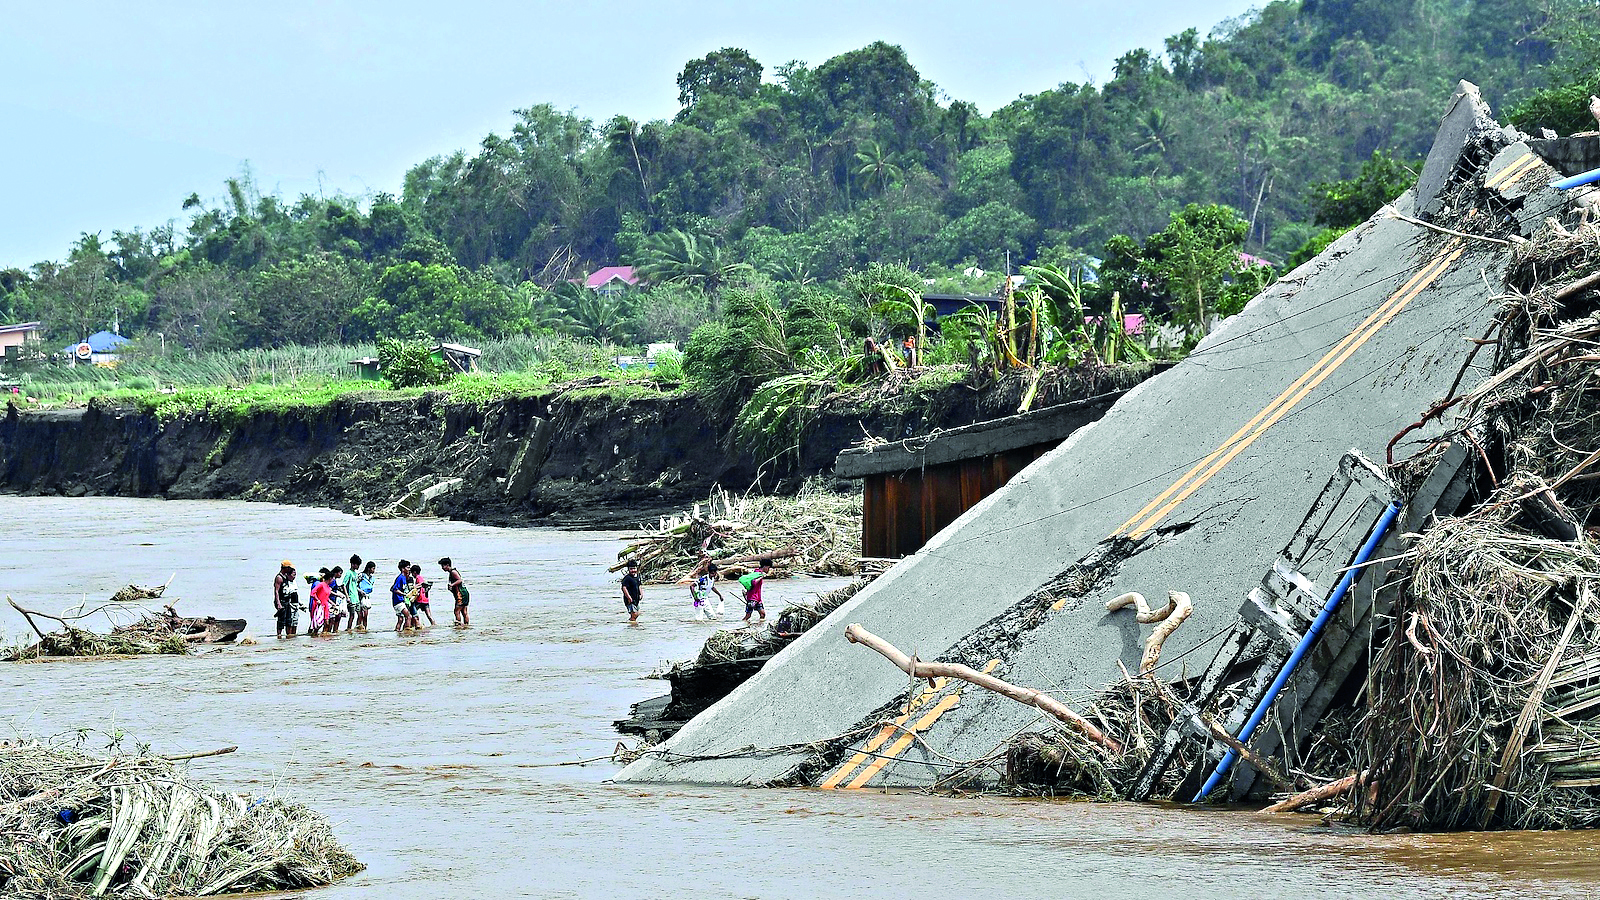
[409,564,436,626]
[440,558,469,626]
[620,560,643,623]
[739,559,771,625]
[308,569,335,636]
[689,561,725,620]
[326,566,347,634]
[340,555,363,633]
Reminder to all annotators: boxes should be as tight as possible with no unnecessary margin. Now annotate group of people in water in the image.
[619,557,771,625]
[272,555,469,638]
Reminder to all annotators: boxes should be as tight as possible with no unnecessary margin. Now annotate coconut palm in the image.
[631,229,751,298]
[853,141,903,194]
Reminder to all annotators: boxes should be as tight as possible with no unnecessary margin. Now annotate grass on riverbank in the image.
[8,334,686,418]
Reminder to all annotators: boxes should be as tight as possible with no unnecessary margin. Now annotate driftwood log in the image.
[1263,771,1366,813]
[843,623,1121,753]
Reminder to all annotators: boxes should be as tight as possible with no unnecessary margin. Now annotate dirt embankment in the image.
[0,369,1150,527]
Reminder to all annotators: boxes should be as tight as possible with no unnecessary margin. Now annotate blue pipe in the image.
[1191,500,1403,803]
[1553,167,1600,191]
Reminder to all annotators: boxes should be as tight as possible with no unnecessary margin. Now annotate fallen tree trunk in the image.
[1263,771,1365,813]
[844,623,1121,753]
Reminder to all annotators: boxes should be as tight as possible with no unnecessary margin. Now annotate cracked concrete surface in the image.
[618,86,1543,788]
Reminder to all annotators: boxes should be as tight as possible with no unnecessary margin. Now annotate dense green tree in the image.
[244,252,372,346]
[677,48,764,109]
[1138,203,1253,332]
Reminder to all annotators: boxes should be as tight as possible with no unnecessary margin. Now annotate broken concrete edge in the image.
[617,374,1177,784]
[832,388,1132,478]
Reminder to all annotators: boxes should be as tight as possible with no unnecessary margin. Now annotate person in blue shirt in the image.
[391,559,415,632]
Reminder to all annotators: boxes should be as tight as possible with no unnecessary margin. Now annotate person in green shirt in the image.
[341,555,366,632]
[739,559,772,625]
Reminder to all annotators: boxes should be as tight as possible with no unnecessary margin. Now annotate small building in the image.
[62,331,128,366]
[585,266,641,296]
[348,356,383,381]
[0,321,42,364]
[432,342,481,374]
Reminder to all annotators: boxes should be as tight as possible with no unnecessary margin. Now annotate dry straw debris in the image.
[0,741,362,898]
[616,480,862,583]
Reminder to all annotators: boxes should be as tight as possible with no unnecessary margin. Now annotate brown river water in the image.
[3,496,1598,899]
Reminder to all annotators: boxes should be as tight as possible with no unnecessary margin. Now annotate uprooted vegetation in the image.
[5,585,245,661]
[616,481,863,582]
[1356,215,1600,830]
[0,740,362,898]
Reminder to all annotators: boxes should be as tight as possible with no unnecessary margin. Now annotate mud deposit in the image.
[3,497,1596,898]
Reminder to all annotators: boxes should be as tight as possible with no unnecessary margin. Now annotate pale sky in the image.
[0,0,1259,268]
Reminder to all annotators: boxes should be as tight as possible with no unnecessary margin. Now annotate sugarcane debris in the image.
[0,740,362,899]
[614,480,861,582]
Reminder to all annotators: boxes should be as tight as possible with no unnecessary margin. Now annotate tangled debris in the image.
[0,741,362,898]
[6,586,245,661]
[699,578,869,664]
[1357,215,1600,831]
[1000,199,1600,826]
[615,481,862,582]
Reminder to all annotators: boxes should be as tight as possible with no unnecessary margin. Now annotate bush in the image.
[377,337,448,388]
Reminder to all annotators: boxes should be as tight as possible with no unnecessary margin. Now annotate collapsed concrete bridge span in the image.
[619,82,1578,790]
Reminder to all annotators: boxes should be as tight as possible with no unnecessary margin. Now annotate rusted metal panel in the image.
[861,441,1060,559]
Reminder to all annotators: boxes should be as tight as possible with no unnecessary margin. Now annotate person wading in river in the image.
[391,560,415,632]
[273,561,299,638]
[341,555,364,633]
[308,569,334,636]
[326,566,348,633]
[739,559,771,625]
[354,560,377,631]
[440,557,469,626]
[409,564,436,627]
[621,560,643,623]
[689,560,725,621]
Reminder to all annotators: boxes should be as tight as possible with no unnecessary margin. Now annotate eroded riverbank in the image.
[5,496,1597,899]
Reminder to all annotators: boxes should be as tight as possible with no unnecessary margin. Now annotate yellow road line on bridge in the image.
[819,661,999,790]
[1486,152,1540,190]
[1112,241,1464,541]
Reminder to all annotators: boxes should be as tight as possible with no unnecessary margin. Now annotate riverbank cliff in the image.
[0,367,1148,527]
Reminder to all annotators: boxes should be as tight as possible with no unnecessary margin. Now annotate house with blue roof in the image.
[62,331,129,365]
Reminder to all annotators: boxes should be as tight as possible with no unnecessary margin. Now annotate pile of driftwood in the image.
[0,741,361,898]
[615,482,861,582]
[1356,216,1600,830]
[6,585,245,661]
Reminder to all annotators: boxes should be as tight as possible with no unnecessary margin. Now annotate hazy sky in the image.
[0,0,1258,269]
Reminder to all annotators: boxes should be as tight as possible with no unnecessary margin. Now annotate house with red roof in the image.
[584,266,641,296]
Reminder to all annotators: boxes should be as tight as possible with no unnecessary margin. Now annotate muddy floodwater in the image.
[4,496,1599,898]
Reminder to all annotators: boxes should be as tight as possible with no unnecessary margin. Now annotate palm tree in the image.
[550,282,632,344]
[606,116,654,214]
[631,229,752,299]
[853,141,902,195]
